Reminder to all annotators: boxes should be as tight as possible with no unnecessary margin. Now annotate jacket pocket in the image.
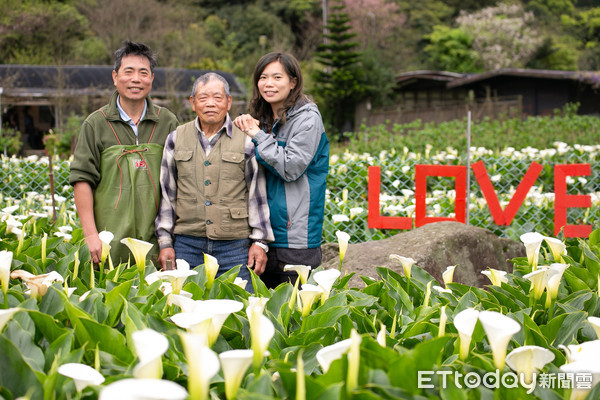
[174,150,194,177]
[220,151,245,181]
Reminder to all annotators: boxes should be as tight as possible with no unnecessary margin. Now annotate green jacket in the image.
[70,91,178,188]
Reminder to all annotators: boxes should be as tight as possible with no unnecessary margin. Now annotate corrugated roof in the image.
[446,68,598,88]
[0,65,245,98]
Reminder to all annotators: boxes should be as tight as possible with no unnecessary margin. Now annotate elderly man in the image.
[70,41,178,264]
[155,73,273,283]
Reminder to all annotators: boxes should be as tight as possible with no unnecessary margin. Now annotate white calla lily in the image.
[283,265,311,285]
[505,345,555,384]
[560,340,600,363]
[559,360,600,400]
[233,277,248,290]
[453,308,480,360]
[433,285,452,294]
[98,230,113,265]
[99,378,188,400]
[0,250,12,303]
[313,268,341,304]
[219,349,253,400]
[148,259,197,295]
[132,329,169,379]
[347,329,362,396]
[194,299,243,345]
[588,317,600,339]
[544,236,567,262]
[298,284,323,317]
[546,263,569,300]
[58,363,105,392]
[0,308,19,332]
[481,268,508,286]
[442,265,456,286]
[246,297,274,369]
[10,269,64,299]
[377,323,386,347]
[120,238,153,276]
[203,253,219,289]
[180,333,220,400]
[335,230,350,270]
[389,254,415,281]
[520,232,545,270]
[478,310,521,369]
[168,293,198,313]
[523,267,548,300]
[316,338,352,373]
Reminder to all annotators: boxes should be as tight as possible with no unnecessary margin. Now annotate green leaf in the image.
[0,334,43,400]
[27,310,70,344]
[541,311,587,346]
[79,317,133,364]
[104,279,133,327]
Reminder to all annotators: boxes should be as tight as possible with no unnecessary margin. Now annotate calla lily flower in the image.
[560,340,600,363]
[313,268,341,304]
[546,263,569,300]
[505,345,554,384]
[298,284,323,317]
[588,317,600,339]
[180,333,220,400]
[219,349,253,400]
[481,268,508,286]
[478,310,521,370]
[41,233,47,265]
[233,277,248,290]
[0,250,12,303]
[559,360,600,400]
[283,265,311,285]
[99,378,188,400]
[147,259,197,295]
[132,329,169,379]
[377,323,386,347]
[442,265,456,286]
[423,280,433,308]
[335,230,350,270]
[168,293,198,313]
[10,270,64,299]
[55,226,72,242]
[203,253,219,289]
[316,338,352,372]
[347,329,362,396]
[544,236,567,262]
[0,308,19,332]
[247,297,274,369]
[453,308,480,360]
[57,363,105,392]
[120,237,153,276]
[523,268,548,301]
[438,306,447,337]
[98,230,114,266]
[520,232,545,270]
[389,254,415,281]
[433,285,452,294]
[172,299,243,346]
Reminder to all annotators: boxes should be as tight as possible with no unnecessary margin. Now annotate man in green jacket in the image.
[70,41,178,265]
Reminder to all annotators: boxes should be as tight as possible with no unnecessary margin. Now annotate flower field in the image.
[1,141,600,399]
[1,203,600,398]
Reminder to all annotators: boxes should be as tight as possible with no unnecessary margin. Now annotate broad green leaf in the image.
[104,279,133,327]
[286,326,337,347]
[0,334,43,400]
[27,310,70,343]
[4,320,45,373]
[79,317,133,364]
[303,306,351,332]
[541,311,587,346]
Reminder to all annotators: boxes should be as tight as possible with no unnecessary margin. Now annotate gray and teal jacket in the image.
[252,101,329,249]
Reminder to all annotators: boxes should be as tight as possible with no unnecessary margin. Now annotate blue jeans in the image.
[174,235,252,288]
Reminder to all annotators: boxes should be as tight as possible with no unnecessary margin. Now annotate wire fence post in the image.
[466,111,472,225]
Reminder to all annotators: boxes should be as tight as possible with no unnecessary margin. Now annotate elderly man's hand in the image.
[248,244,267,275]
[158,248,176,271]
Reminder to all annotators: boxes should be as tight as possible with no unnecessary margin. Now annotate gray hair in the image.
[191,72,231,98]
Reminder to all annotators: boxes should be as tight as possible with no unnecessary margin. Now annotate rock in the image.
[321,221,525,288]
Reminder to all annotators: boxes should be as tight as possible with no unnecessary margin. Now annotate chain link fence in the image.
[2,143,599,244]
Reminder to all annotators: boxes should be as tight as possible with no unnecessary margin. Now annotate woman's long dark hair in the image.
[249,52,309,129]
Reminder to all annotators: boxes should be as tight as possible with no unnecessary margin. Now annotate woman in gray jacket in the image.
[234,52,329,288]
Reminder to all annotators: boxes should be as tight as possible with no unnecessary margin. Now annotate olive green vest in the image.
[173,120,251,239]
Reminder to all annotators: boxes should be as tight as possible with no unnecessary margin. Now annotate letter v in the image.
[471,160,542,226]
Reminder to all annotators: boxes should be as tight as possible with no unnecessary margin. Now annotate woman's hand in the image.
[233,114,261,138]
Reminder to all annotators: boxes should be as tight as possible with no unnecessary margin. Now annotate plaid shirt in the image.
[155,114,273,249]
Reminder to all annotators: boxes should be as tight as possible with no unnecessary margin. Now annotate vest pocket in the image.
[220,151,245,181]
[221,207,249,232]
[174,150,194,177]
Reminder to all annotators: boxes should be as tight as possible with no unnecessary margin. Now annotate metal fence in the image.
[2,144,599,244]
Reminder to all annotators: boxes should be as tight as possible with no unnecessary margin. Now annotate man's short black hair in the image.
[113,41,157,73]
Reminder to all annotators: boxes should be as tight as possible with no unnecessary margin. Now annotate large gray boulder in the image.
[321,221,525,288]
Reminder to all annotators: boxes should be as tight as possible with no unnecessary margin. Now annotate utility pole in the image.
[323,0,328,45]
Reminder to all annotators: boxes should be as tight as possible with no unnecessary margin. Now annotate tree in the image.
[424,25,482,72]
[456,3,544,70]
[312,0,367,136]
